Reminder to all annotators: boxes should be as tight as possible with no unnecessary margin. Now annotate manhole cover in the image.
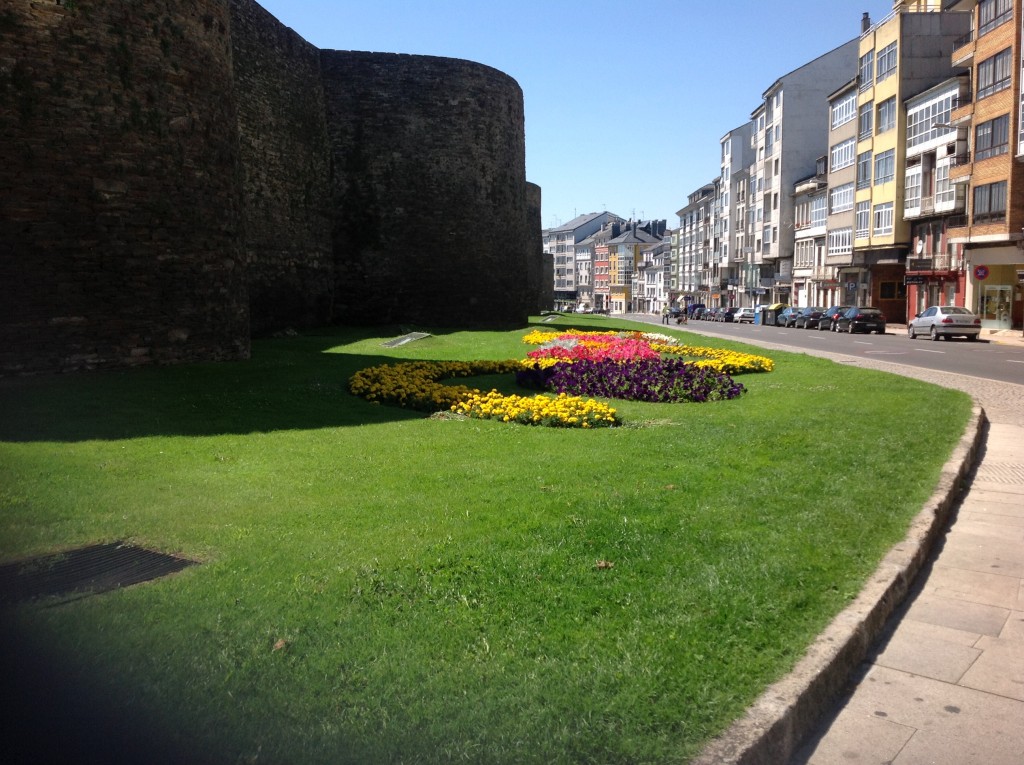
[0,542,196,605]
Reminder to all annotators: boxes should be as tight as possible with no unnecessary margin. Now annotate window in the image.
[828,228,852,256]
[907,93,955,147]
[859,50,874,89]
[975,114,1009,160]
[874,149,895,184]
[977,48,1011,99]
[904,168,922,210]
[795,239,814,269]
[831,91,857,129]
[877,97,896,133]
[829,183,854,213]
[877,42,897,82]
[830,138,856,171]
[873,202,894,235]
[858,101,873,139]
[879,281,907,300]
[857,151,872,189]
[855,201,870,238]
[973,180,1007,223]
[811,195,827,227]
[935,163,953,206]
[979,0,1012,35]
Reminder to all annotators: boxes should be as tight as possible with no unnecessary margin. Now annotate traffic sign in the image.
[974,265,990,280]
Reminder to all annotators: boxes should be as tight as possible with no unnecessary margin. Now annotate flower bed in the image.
[348,329,774,428]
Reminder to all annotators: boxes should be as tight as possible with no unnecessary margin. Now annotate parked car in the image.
[793,306,826,329]
[818,305,852,331]
[668,307,683,319]
[907,305,982,341]
[835,306,886,334]
[775,306,802,327]
[734,307,756,324]
[701,307,719,321]
[715,306,736,323]
[687,303,706,319]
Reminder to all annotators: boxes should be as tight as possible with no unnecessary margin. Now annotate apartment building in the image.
[946,0,1024,330]
[542,211,623,311]
[902,75,972,314]
[607,223,662,313]
[748,38,860,306]
[634,234,672,314]
[809,78,859,308]
[674,181,718,308]
[720,123,756,307]
[854,5,971,322]
[793,156,830,307]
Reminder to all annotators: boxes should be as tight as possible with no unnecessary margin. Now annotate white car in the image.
[733,307,756,324]
[907,305,982,341]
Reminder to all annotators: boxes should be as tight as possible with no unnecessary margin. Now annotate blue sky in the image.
[255,0,897,229]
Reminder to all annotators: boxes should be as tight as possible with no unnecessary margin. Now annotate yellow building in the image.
[853,5,971,322]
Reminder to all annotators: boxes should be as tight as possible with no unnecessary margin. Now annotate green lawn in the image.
[0,316,971,764]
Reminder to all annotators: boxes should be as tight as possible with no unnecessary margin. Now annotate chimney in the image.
[861,12,871,33]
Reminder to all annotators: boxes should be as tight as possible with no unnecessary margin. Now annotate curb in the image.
[692,403,988,765]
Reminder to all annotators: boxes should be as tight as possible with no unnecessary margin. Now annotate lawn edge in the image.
[692,402,986,765]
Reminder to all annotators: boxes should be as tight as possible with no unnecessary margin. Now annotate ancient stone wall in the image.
[0,0,537,374]
[228,0,334,336]
[321,50,532,328]
[0,0,249,373]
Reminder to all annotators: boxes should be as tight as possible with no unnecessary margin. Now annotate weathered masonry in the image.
[0,0,545,374]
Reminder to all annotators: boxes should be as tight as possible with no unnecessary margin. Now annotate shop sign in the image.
[973,265,989,280]
[908,258,931,271]
[904,275,926,285]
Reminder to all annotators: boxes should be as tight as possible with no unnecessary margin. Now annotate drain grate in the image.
[0,542,196,605]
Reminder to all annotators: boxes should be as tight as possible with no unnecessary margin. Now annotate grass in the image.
[0,316,972,764]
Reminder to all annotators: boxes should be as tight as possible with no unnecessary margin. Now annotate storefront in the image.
[965,247,1024,330]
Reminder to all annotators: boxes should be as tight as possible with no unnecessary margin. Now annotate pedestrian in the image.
[661,306,669,325]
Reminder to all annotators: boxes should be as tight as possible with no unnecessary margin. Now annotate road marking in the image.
[912,348,945,354]
[1008,359,1024,364]
[865,351,908,355]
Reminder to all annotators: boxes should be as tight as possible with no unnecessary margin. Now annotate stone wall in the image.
[0,0,538,374]
[321,50,532,328]
[0,0,249,373]
[229,0,334,336]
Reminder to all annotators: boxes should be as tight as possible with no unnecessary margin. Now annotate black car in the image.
[775,307,801,327]
[818,305,852,331]
[715,306,735,323]
[793,307,826,329]
[835,306,886,334]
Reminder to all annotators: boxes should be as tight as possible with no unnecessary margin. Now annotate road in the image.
[630,314,1024,386]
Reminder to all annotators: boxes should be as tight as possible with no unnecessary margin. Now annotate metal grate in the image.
[0,542,196,605]
[382,332,431,348]
[974,462,1024,486]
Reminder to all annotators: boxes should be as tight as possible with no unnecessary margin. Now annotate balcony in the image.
[951,30,974,66]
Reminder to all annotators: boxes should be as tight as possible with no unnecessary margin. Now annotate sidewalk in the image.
[645,315,1024,764]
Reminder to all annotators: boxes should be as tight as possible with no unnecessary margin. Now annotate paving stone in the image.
[925,565,1024,610]
[904,593,1009,637]
[874,628,980,683]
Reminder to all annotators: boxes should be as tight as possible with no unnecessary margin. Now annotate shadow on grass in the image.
[0,319,652,443]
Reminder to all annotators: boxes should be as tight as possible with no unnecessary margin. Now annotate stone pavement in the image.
[657,318,1024,765]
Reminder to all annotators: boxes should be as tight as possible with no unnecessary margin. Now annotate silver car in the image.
[907,305,982,341]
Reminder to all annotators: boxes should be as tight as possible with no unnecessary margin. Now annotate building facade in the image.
[946,0,1024,330]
